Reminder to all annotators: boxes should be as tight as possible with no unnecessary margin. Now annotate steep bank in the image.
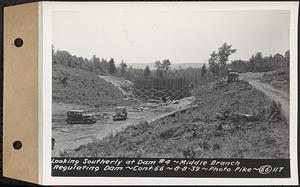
[52,64,124,106]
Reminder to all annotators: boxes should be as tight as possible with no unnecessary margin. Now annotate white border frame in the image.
[40,1,299,185]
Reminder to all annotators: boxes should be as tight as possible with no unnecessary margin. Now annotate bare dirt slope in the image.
[52,64,124,106]
[98,74,133,97]
[241,73,289,119]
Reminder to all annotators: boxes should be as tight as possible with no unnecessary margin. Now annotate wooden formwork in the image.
[133,87,191,101]
[133,78,191,101]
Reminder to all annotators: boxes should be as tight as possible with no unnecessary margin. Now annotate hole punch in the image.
[14,38,23,47]
[13,141,22,150]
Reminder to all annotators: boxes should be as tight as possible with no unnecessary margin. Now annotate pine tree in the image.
[108,58,116,74]
[144,65,151,77]
[120,60,127,76]
[201,64,207,77]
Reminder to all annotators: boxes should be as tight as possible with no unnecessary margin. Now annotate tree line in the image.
[52,46,123,75]
[53,43,289,87]
[207,43,289,75]
[229,51,289,73]
[52,46,208,86]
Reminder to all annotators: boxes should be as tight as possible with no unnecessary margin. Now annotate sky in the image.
[52,8,290,64]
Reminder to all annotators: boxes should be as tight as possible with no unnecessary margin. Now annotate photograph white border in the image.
[40,1,299,185]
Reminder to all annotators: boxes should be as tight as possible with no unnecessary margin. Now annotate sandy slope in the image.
[98,75,133,96]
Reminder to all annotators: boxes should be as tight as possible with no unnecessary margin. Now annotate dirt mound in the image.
[52,64,124,106]
[194,80,269,121]
[64,80,289,158]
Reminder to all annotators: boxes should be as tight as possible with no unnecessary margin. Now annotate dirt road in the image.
[240,73,289,119]
[52,97,194,156]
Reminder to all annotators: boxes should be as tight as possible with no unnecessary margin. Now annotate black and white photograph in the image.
[51,5,291,159]
[52,4,290,159]
[46,2,298,183]
[1,1,298,185]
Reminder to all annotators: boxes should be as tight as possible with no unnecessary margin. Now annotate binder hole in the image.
[13,141,22,150]
[14,38,23,47]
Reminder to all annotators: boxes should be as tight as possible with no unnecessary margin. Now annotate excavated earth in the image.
[64,80,289,158]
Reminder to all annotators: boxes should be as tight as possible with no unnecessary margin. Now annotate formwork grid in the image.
[133,87,190,101]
